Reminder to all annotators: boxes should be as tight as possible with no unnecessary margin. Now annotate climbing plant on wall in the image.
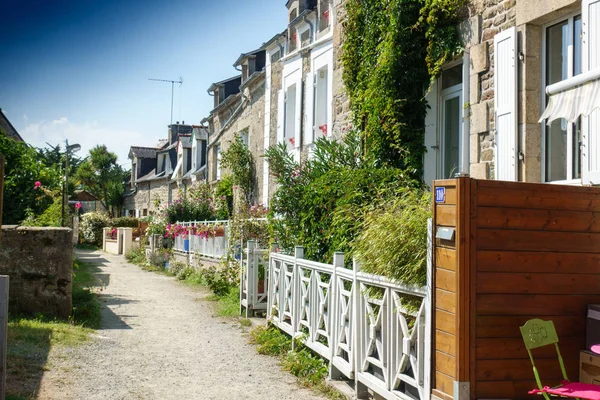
[342,0,466,178]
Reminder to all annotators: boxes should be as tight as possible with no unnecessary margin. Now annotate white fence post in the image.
[424,218,433,400]
[330,252,344,379]
[292,246,303,350]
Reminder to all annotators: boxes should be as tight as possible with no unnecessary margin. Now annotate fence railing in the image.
[251,219,433,400]
[172,220,229,259]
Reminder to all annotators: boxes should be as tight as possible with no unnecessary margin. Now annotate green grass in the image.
[7,316,93,399]
[207,287,241,317]
[249,326,345,399]
[72,257,102,329]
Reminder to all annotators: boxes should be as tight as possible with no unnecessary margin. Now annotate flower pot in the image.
[258,279,265,294]
[214,226,225,237]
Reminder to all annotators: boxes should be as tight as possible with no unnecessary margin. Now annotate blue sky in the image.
[0,0,286,165]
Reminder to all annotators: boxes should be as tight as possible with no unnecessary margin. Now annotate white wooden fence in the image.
[246,219,433,400]
[239,241,271,317]
[172,220,229,259]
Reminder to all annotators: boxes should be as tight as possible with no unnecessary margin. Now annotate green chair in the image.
[520,318,600,400]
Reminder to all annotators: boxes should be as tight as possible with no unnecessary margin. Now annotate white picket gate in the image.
[260,219,433,400]
[240,241,270,317]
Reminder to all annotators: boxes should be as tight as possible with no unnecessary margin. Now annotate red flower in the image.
[289,137,296,146]
[323,10,330,21]
[75,202,82,210]
[34,181,41,190]
[319,124,328,136]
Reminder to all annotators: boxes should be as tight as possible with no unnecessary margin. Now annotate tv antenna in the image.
[149,77,183,125]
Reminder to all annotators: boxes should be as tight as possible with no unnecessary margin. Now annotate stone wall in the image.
[124,179,174,216]
[0,226,73,318]
[268,60,283,200]
[332,0,353,139]
[468,0,516,179]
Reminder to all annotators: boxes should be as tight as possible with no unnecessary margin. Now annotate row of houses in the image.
[124,0,600,220]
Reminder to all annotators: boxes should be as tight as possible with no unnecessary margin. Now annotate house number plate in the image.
[435,187,445,203]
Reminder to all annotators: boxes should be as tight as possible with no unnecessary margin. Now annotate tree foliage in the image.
[219,133,256,204]
[75,145,126,217]
[0,130,61,224]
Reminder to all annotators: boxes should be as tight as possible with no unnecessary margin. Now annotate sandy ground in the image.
[37,249,325,400]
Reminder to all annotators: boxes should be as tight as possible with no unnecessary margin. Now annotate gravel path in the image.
[37,249,325,400]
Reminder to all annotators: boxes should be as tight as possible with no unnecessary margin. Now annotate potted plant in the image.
[257,261,266,294]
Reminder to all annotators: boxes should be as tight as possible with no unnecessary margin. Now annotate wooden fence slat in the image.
[475,337,582,360]
[477,182,600,211]
[436,205,456,227]
[475,357,579,381]
[435,289,456,313]
[435,351,455,377]
[477,272,600,294]
[436,330,456,356]
[478,229,600,253]
[477,206,600,232]
[476,315,585,338]
[435,268,456,292]
[435,248,456,272]
[476,294,600,316]
[476,250,600,274]
[436,309,457,335]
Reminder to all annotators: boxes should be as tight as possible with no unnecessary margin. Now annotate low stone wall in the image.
[0,226,73,319]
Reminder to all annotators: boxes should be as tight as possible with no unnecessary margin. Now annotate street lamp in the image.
[62,140,81,227]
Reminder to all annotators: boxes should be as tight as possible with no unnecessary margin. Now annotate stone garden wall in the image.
[0,226,73,318]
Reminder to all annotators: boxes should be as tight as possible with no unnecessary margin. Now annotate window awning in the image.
[539,68,600,124]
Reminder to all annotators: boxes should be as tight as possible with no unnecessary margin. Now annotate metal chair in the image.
[520,318,600,399]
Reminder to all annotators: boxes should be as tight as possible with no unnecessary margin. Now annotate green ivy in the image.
[219,132,256,204]
[342,0,466,177]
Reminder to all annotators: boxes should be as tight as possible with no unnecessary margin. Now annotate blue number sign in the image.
[435,187,446,203]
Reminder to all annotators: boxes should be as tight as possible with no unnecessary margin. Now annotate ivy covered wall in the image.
[340,0,467,178]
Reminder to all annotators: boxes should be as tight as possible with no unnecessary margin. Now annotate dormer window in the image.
[288,27,298,53]
[242,64,249,82]
[289,8,297,23]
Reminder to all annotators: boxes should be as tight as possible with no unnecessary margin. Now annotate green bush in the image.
[200,264,232,296]
[111,216,139,228]
[353,189,432,285]
[125,246,146,266]
[266,133,419,263]
[169,261,194,280]
[80,212,111,246]
[250,326,292,356]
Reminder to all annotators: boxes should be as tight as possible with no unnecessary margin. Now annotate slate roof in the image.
[129,146,157,159]
[0,109,24,142]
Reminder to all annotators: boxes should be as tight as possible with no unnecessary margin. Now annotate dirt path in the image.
[37,250,325,400]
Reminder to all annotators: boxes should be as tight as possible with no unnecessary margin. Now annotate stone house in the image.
[204,60,269,203]
[422,0,600,189]
[124,123,194,216]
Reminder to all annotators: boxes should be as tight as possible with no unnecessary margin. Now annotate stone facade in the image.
[332,0,352,139]
[207,76,266,204]
[124,179,175,216]
[0,226,73,318]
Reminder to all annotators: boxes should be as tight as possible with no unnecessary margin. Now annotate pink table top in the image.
[592,344,600,355]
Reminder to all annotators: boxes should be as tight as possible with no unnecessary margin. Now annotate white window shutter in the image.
[295,75,303,150]
[304,73,315,145]
[277,89,285,144]
[494,27,518,181]
[582,0,600,184]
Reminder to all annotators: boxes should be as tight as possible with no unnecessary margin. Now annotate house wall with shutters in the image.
[466,0,517,181]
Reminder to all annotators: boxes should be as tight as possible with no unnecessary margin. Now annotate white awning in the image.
[539,68,600,124]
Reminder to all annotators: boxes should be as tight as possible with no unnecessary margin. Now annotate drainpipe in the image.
[302,14,314,43]
[460,48,471,177]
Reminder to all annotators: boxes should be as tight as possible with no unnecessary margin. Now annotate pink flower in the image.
[221,195,226,200]
[34,181,41,189]
[75,202,82,209]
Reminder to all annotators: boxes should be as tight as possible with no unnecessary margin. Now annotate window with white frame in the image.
[284,83,297,150]
[314,66,329,141]
[544,15,583,182]
[440,64,462,179]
